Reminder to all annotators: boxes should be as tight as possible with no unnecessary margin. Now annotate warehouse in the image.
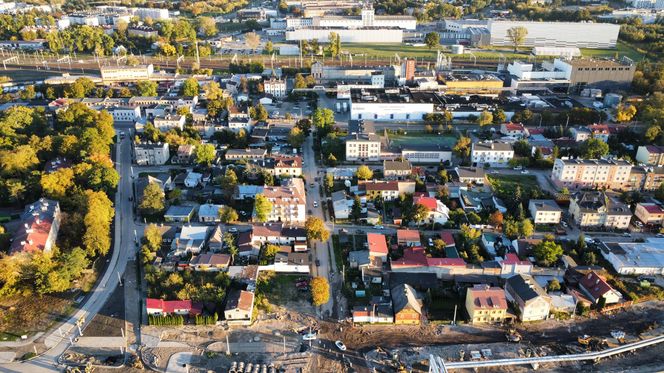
[349,89,441,122]
[487,20,620,49]
[285,26,403,43]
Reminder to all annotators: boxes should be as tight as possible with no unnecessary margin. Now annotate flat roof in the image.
[350,89,441,105]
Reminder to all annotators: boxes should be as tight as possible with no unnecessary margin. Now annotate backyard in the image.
[487,174,542,201]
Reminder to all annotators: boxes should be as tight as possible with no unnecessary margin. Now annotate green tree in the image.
[288,127,305,148]
[203,81,224,100]
[327,32,340,57]
[219,206,239,223]
[254,194,273,222]
[249,103,268,122]
[310,276,330,306]
[412,203,430,226]
[219,168,238,191]
[64,78,95,98]
[294,73,307,89]
[181,78,200,96]
[503,219,520,239]
[492,108,506,124]
[506,26,528,51]
[453,136,472,158]
[195,143,217,166]
[139,183,165,216]
[198,16,218,37]
[41,168,75,200]
[144,224,163,252]
[547,278,561,292]
[424,32,440,49]
[350,195,362,222]
[355,165,373,180]
[532,240,563,266]
[580,138,609,159]
[519,219,534,238]
[312,108,335,134]
[305,217,330,241]
[19,85,36,101]
[263,244,280,261]
[136,80,158,96]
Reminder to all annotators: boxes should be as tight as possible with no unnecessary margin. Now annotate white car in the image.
[228,227,238,233]
[521,170,529,174]
[374,225,384,229]
[313,201,319,208]
[302,333,317,341]
[335,340,347,351]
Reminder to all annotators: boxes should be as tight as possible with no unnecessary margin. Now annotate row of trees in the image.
[148,314,185,326]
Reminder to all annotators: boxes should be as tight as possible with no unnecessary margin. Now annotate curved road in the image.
[2,131,134,372]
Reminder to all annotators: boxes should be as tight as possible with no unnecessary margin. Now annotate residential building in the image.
[198,204,224,223]
[363,180,415,201]
[391,284,423,325]
[352,304,394,324]
[107,106,141,122]
[332,190,352,220]
[579,271,622,304]
[225,148,267,161]
[258,156,302,177]
[164,205,196,223]
[500,122,529,137]
[346,133,381,161]
[263,79,287,98]
[570,127,592,142]
[176,144,195,164]
[636,145,664,166]
[260,178,306,224]
[146,299,202,316]
[569,191,632,229]
[551,158,633,190]
[171,225,209,256]
[635,203,664,225]
[383,160,412,180]
[128,25,158,38]
[471,142,514,167]
[500,253,533,277]
[528,199,563,224]
[396,229,421,247]
[224,290,254,325]
[153,114,186,132]
[454,167,487,185]
[413,196,450,225]
[505,274,551,322]
[465,284,508,324]
[10,198,61,255]
[367,233,388,262]
[586,124,610,142]
[135,142,170,165]
[487,20,620,49]
[189,253,231,271]
[600,239,664,275]
[234,185,265,200]
[100,64,154,83]
[184,172,203,188]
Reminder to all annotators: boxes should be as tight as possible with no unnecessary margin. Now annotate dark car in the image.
[315,259,321,267]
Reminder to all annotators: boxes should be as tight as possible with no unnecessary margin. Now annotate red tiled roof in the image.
[588,124,609,133]
[414,196,438,211]
[528,128,545,135]
[501,253,531,266]
[579,271,614,301]
[503,122,525,131]
[439,232,455,247]
[468,285,508,310]
[10,217,53,255]
[391,247,466,268]
[642,204,664,214]
[146,298,202,315]
[237,290,254,311]
[367,233,388,255]
[397,229,420,242]
[364,181,399,192]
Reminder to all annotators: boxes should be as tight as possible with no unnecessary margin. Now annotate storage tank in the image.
[451,45,464,54]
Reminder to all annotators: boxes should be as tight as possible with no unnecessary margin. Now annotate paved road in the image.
[1,128,135,372]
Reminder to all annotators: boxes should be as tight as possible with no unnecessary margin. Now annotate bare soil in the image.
[82,283,125,337]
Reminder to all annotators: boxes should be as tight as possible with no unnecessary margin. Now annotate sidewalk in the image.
[0,332,43,348]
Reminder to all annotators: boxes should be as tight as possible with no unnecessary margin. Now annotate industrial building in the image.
[487,20,621,49]
[285,26,404,43]
[100,64,154,83]
[601,239,664,275]
[311,61,400,86]
[349,88,441,122]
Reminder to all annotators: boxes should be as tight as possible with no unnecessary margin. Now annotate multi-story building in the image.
[263,79,287,98]
[260,178,306,224]
[349,89,440,122]
[152,114,186,132]
[225,148,267,161]
[346,133,381,161]
[133,7,170,20]
[128,25,158,38]
[258,156,303,177]
[107,106,141,122]
[551,158,633,190]
[10,198,61,255]
[631,166,664,191]
[487,20,620,49]
[391,284,423,325]
[505,274,551,322]
[465,284,508,324]
[528,199,563,225]
[383,160,411,180]
[634,203,664,225]
[471,142,514,167]
[363,180,415,202]
[285,26,404,43]
[134,142,170,165]
[636,145,664,166]
[569,191,632,229]
[100,64,154,83]
[567,59,636,90]
[400,145,452,164]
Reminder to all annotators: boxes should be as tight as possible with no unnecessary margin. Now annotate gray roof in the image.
[455,167,486,179]
[349,250,370,267]
[473,142,513,152]
[506,274,547,302]
[529,199,562,212]
[384,160,412,172]
[572,191,631,215]
[391,283,422,315]
[164,205,195,217]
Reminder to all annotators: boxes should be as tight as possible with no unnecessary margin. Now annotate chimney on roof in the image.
[28,239,33,245]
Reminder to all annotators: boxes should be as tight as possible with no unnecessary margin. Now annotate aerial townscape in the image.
[1,0,664,372]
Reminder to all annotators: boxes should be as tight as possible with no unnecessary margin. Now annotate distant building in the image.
[471,142,514,167]
[569,191,632,229]
[10,198,61,255]
[505,274,551,322]
[636,145,664,166]
[465,284,508,324]
[100,64,154,83]
[128,25,158,38]
[528,199,563,225]
[134,142,169,165]
[634,203,664,225]
[487,20,620,49]
[263,79,287,98]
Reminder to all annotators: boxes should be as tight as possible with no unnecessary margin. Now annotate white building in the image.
[528,199,562,224]
[569,191,632,229]
[198,204,224,223]
[350,89,438,122]
[601,239,664,275]
[133,7,170,20]
[346,133,381,161]
[100,64,154,83]
[413,196,449,225]
[487,20,621,49]
[285,26,403,43]
[263,79,287,98]
[134,142,170,166]
[400,146,452,164]
[471,142,514,167]
[505,274,551,322]
[260,178,306,224]
[107,106,141,122]
[332,190,352,220]
[153,114,186,132]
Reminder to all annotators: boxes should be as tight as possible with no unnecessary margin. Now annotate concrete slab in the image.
[0,351,16,363]
[166,352,192,373]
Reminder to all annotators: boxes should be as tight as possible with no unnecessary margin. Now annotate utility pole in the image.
[226,334,230,355]
[452,305,457,325]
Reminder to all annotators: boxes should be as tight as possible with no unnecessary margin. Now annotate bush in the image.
[148,314,185,326]
[21,352,37,361]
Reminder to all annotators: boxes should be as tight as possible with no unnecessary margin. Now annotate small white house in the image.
[184,172,203,188]
[198,204,224,223]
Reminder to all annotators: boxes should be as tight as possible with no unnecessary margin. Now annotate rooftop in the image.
[506,274,547,302]
[350,88,442,105]
[468,284,508,310]
[367,233,388,255]
[529,199,562,212]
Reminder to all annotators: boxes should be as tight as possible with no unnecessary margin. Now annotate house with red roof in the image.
[396,229,421,247]
[10,198,61,255]
[500,122,529,138]
[390,247,466,276]
[224,290,255,325]
[500,253,533,276]
[634,203,664,225]
[438,232,456,248]
[579,271,622,305]
[146,298,203,316]
[367,233,388,261]
[465,284,508,324]
[413,196,450,225]
[587,124,610,142]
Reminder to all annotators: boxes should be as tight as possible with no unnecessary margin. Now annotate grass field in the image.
[487,174,540,200]
[580,41,646,61]
[341,43,438,59]
[388,133,458,149]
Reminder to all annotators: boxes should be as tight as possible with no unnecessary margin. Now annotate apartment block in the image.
[260,178,306,224]
[551,158,632,190]
[471,142,514,167]
[134,142,170,165]
[528,199,562,224]
[636,145,664,166]
[569,191,632,229]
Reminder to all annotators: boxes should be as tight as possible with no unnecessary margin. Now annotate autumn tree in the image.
[136,80,158,96]
[41,167,75,200]
[519,219,534,238]
[477,111,493,126]
[254,194,273,222]
[506,26,528,51]
[453,136,472,159]
[305,217,330,241]
[181,78,200,97]
[489,210,503,228]
[615,104,636,123]
[198,17,218,37]
[195,143,217,166]
[310,276,330,306]
[355,165,373,180]
[288,127,305,148]
[245,32,261,49]
[139,183,165,216]
[218,206,239,223]
[83,190,115,256]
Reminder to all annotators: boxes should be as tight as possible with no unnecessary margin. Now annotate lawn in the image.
[387,133,458,150]
[487,174,540,199]
[580,41,646,62]
[257,272,308,306]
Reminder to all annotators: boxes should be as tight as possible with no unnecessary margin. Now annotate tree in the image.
[305,217,330,241]
[477,111,493,126]
[263,244,280,261]
[198,17,218,37]
[310,276,330,306]
[547,279,561,292]
[438,169,449,184]
[288,127,305,148]
[19,85,36,101]
[519,219,534,238]
[503,219,520,239]
[489,210,503,228]
[144,224,163,252]
[325,173,334,191]
[294,73,307,89]
[195,143,216,166]
[412,203,430,225]
[493,108,506,124]
[139,183,165,216]
[580,138,609,159]
[41,168,75,200]
[312,108,335,134]
[582,251,597,265]
[254,194,273,222]
[136,80,158,96]
[453,136,472,158]
[355,165,373,180]
[245,32,261,49]
[65,78,95,98]
[645,125,661,142]
[159,43,177,56]
[506,26,528,52]
[424,32,440,49]
[265,40,273,54]
[350,195,362,222]
[327,32,340,57]
[181,78,200,97]
[656,183,664,202]
[250,103,268,122]
[83,190,115,256]
[615,104,637,123]
[532,240,563,266]
[203,81,224,101]
[224,232,238,259]
[219,206,239,223]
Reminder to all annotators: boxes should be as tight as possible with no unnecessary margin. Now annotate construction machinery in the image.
[506,328,522,343]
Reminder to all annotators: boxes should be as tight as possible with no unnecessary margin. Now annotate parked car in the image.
[302,332,317,341]
[315,259,321,267]
[313,201,319,208]
[335,341,347,351]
